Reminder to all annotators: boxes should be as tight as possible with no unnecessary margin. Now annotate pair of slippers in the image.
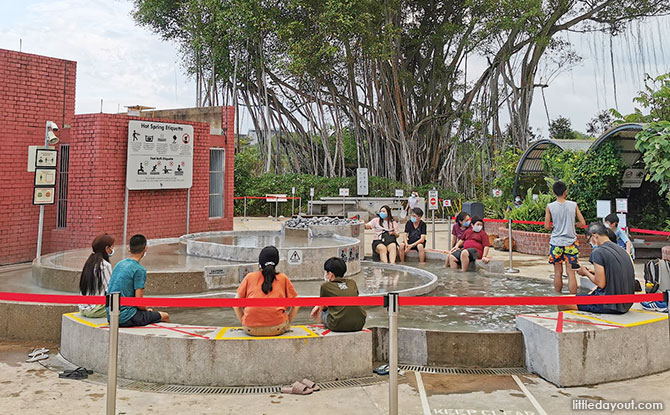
[26,348,50,363]
[59,367,92,380]
[281,379,320,395]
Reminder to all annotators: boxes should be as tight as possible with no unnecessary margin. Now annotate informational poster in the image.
[395,189,404,198]
[616,198,628,213]
[35,149,57,167]
[356,168,369,196]
[596,200,610,218]
[35,168,56,186]
[339,188,350,197]
[126,120,194,190]
[33,187,55,205]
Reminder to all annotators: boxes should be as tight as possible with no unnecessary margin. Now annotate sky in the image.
[1,1,669,137]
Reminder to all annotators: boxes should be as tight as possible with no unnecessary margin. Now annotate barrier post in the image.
[505,219,520,274]
[275,198,279,221]
[431,210,435,249]
[665,291,669,341]
[298,197,302,216]
[386,292,399,415]
[447,215,452,251]
[291,188,296,216]
[242,196,248,222]
[106,292,120,415]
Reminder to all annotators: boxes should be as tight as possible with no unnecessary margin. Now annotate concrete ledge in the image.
[406,249,504,274]
[372,327,524,368]
[60,313,372,386]
[516,306,670,386]
[0,301,76,342]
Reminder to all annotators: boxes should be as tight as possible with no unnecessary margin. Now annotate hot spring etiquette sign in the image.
[126,120,194,190]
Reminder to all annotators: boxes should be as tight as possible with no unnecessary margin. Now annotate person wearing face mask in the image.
[106,234,170,327]
[365,205,400,263]
[447,217,491,271]
[506,196,523,212]
[405,191,420,217]
[559,223,635,314]
[78,234,115,318]
[399,207,427,263]
[451,211,471,249]
[310,257,366,332]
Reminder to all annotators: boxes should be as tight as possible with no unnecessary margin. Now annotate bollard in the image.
[298,197,302,216]
[431,210,436,249]
[386,292,399,415]
[665,291,669,341]
[274,198,279,221]
[106,292,120,415]
[242,196,248,222]
[505,219,520,274]
[447,216,452,251]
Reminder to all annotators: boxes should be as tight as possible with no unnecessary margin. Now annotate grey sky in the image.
[1,1,668,137]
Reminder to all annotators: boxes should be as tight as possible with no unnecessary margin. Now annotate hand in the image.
[147,308,153,312]
[310,306,320,320]
[404,245,412,253]
[482,257,491,264]
[449,247,458,254]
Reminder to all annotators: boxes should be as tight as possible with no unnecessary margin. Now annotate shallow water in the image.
[195,234,350,248]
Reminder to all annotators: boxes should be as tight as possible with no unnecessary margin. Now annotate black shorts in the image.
[452,248,479,264]
[372,239,398,261]
[120,309,162,327]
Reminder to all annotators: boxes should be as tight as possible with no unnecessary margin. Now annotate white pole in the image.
[387,292,399,415]
[186,188,191,234]
[431,210,435,249]
[505,219,520,273]
[122,187,129,258]
[36,122,49,258]
[447,216,452,251]
[106,292,120,415]
[242,196,248,222]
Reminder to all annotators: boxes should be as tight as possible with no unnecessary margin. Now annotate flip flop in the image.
[281,381,313,395]
[62,367,93,375]
[26,353,49,363]
[301,378,320,391]
[373,364,389,376]
[58,370,88,380]
[28,348,49,358]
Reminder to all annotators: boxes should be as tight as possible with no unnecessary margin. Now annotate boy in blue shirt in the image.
[106,234,169,327]
[604,213,633,257]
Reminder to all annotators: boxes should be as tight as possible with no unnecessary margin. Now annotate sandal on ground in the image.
[281,381,313,395]
[301,378,320,391]
[26,353,49,363]
[28,348,49,358]
[58,370,88,380]
[373,364,389,376]
[62,367,93,375]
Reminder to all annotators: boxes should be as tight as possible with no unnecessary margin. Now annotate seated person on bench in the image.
[559,223,635,314]
[399,207,427,263]
[447,217,491,271]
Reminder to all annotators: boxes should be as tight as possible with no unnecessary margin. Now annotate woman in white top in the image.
[365,205,400,263]
[78,234,115,318]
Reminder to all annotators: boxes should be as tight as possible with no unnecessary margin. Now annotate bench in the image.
[516,304,670,386]
[60,313,372,386]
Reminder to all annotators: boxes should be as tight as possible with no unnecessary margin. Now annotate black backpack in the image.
[644,259,660,293]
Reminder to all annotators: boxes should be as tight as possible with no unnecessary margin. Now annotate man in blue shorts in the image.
[106,234,170,327]
[559,223,635,314]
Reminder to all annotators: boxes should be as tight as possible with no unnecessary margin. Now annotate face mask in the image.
[108,248,115,257]
[473,224,483,233]
[410,216,418,223]
[323,272,330,282]
[463,220,471,227]
[515,198,521,203]
[379,212,388,219]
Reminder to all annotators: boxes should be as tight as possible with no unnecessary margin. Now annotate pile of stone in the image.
[285,216,360,229]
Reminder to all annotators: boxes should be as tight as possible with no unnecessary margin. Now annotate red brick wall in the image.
[46,112,235,255]
[485,223,593,258]
[0,49,235,264]
[0,49,76,264]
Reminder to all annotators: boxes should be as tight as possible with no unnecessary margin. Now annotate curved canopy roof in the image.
[512,123,644,197]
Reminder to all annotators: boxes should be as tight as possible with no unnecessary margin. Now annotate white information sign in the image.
[339,188,350,197]
[287,249,303,265]
[492,188,503,197]
[310,187,315,197]
[126,120,194,190]
[443,199,452,207]
[615,198,628,213]
[621,168,645,188]
[395,189,404,198]
[617,213,627,230]
[428,190,438,210]
[596,200,611,218]
[356,168,369,196]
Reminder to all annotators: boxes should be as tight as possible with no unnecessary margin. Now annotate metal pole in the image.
[106,292,121,415]
[665,291,669,341]
[387,292,399,415]
[122,187,129,258]
[242,196,248,222]
[299,197,302,216]
[186,188,191,234]
[447,215,452,251]
[291,189,295,217]
[275,198,279,221]
[505,219,520,273]
[36,123,49,258]
[431,210,436,249]
[342,197,345,219]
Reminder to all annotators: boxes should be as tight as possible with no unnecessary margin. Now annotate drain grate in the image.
[398,365,528,376]
[117,376,387,395]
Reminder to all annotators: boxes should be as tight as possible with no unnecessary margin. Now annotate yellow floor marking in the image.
[215,325,321,340]
[65,312,108,328]
[565,310,667,327]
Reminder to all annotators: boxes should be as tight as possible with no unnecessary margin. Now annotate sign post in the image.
[339,188,349,218]
[309,187,315,215]
[428,189,438,249]
[34,146,58,257]
[124,120,194,247]
[291,186,296,217]
[444,199,452,250]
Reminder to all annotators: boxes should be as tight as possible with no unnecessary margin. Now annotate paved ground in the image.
[1,340,668,414]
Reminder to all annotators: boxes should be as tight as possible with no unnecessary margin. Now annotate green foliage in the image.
[542,142,625,221]
[635,121,670,195]
[549,116,577,140]
[507,188,554,232]
[612,73,670,123]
